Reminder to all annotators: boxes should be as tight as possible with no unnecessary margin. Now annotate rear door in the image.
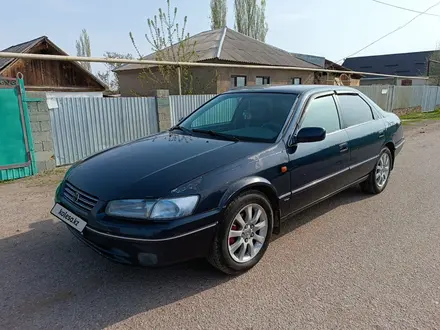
[285,92,351,216]
[335,93,386,182]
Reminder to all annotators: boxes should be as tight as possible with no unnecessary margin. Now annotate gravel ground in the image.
[1,121,440,330]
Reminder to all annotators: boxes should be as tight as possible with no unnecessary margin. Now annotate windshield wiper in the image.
[191,129,240,142]
[169,125,193,135]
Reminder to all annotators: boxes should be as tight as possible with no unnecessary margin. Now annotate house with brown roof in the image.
[115,27,321,96]
[293,53,362,86]
[0,36,106,94]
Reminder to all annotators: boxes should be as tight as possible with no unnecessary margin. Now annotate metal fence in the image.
[49,85,440,166]
[50,97,159,166]
[355,85,440,112]
[169,94,216,125]
[168,86,440,123]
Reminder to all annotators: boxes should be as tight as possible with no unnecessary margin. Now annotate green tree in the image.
[97,52,133,91]
[129,0,215,95]
[76,29,92,71]
[234,0,268,42]
[210,0,227,29]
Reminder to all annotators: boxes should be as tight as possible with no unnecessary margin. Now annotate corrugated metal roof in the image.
[293,53,326,68]
[0,36,46,71]
[342,51,434,78]
[116,28,319,72]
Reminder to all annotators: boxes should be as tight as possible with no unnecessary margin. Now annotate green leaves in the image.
[234,0,268,42]
[210,0,227,30]
[75,29,92,71]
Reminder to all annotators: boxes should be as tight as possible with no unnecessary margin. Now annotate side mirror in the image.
[294,127,326,144]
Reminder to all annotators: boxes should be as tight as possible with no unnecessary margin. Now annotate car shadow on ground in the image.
[0,186,370,329]
[274,185,371,239]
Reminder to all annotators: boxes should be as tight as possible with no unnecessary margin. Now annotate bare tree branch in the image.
[129,0,218,95]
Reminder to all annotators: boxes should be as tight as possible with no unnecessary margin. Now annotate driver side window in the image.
[300,95,340,134]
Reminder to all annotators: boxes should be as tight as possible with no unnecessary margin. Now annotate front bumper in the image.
[67,220,217,267]
[54,178,222,267]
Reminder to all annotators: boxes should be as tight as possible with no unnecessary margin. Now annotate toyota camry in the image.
[51,85,404,274]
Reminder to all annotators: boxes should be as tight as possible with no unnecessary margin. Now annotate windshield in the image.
[179,93,298,143]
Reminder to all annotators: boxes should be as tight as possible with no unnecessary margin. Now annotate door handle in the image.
[378,130,385,138]
[339,143,349,153]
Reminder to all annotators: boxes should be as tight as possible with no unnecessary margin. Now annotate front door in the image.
[284,93,350,217]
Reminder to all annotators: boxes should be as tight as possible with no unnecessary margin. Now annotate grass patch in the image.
[0,166,69,186]
[400,109,440,122]
[24,167,69,187]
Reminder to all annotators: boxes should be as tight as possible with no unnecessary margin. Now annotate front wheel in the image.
[361,147,392,194]
[207,191,273,275]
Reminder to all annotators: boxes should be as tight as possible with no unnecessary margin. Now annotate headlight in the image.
[150,196,199,219]
[106,200,156,219]
[105,196,199,220]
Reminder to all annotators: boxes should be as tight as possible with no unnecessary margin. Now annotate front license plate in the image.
[51,203,87,232]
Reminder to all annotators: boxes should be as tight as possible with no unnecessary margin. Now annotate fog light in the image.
[138,253,158,266]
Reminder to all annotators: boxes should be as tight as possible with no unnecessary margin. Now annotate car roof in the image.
[224,84,358,95]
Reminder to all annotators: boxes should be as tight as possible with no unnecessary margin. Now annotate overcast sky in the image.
[2,0,440,73]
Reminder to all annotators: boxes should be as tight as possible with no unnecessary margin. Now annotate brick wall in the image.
[118,69,180,97]
[27,92,56,171]
[155,89,172,131]
[117,66,316,96]
[216,67,315,93]
[117,67,218,96]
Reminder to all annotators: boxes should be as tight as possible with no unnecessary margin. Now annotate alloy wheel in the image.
[227,203,268,263]
[376,152,390,188]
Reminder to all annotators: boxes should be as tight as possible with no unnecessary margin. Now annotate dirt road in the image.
[1,121,440,329]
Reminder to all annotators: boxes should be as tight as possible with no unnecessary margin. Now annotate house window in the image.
[256,76,270,85]
[231,76,247,88]
[292,77,302,85]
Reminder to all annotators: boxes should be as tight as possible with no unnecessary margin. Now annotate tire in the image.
[361,147,393,194]
[207,190,274,275]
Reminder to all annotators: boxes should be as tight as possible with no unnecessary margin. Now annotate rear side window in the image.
[338,94,373,127]
[300,95,340,134]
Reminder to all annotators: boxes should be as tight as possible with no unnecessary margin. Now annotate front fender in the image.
[219,176,279,209]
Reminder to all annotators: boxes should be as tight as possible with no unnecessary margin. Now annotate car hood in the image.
[67,132,268,201]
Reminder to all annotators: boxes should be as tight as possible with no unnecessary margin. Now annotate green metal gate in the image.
[0,74,36,181]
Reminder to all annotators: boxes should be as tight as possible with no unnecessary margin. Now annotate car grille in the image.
[63,182,98,212]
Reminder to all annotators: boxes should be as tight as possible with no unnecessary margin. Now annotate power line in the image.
[337,1,440,63]
[0,52,429,80]
[371,0,440,17]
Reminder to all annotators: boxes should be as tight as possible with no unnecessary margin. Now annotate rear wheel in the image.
[361,147,392,194]
[207,191,273,275]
